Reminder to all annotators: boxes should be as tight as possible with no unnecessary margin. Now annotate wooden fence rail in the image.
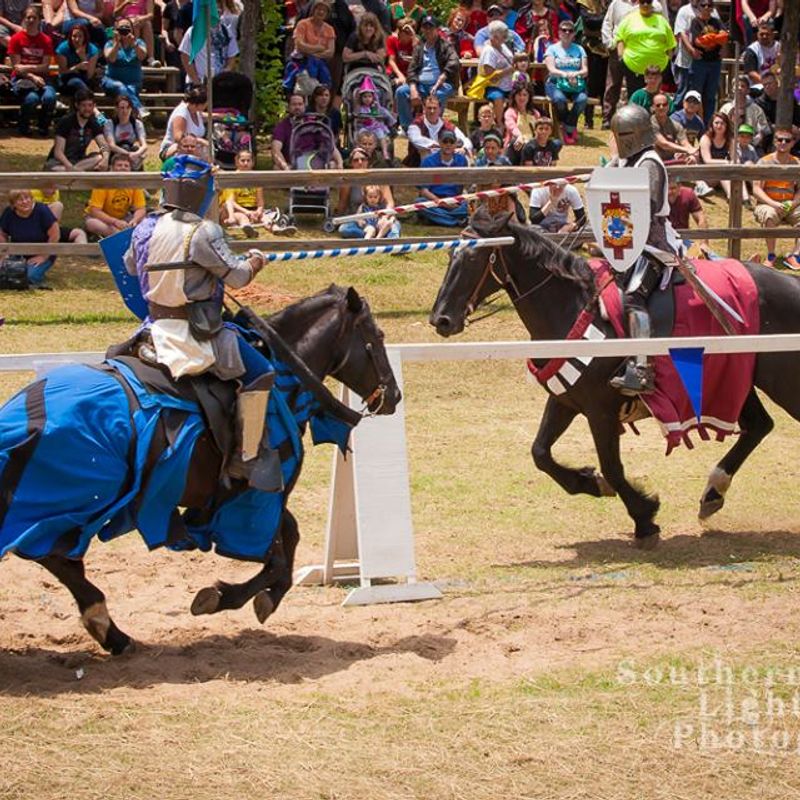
[0,165,798,259]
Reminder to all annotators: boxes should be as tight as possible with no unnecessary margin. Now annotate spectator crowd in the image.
[3,0,800,284]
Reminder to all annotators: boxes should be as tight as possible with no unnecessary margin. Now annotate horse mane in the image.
[469,207,595,298]
[267,284,346,334]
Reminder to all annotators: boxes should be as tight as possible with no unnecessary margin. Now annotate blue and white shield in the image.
[98,228,148,321]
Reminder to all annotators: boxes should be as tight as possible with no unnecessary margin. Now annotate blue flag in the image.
[191,0,220,61]
[669,347,704,422]
[99,228,148,321]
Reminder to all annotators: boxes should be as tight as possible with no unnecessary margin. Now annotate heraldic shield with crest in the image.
[586,167,651,273]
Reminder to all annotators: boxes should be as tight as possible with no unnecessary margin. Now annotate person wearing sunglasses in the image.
[752,128,800,270]
[687,0,727,127]
[336,148,395,238]
[544,20,588,145]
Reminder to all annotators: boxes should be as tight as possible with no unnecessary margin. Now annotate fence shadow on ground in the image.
[0,629,457,697]
[501,528,800,571]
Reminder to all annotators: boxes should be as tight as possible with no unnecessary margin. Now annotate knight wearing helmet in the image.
[122,155,282,491]
[608,103,683,396]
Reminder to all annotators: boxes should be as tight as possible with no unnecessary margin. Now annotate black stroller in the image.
[287,113,338,227]
[211,71,257,170]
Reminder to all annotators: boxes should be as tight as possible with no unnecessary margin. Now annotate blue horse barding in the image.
[0,286,401,654]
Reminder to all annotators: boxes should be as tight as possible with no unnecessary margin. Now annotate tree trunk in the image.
[776,0,799,130]
[239,0,261,119]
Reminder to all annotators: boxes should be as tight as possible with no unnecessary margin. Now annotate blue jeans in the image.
[416,200,468,227]
[545,81,587,132]
[688,59,722,127]
[339,220,401,239]
[27,257,56,285]
[102,77,143,110]
[15,84,57,131]
[396,81,455,129]
[60,75,92,95]
[673,65,690,108]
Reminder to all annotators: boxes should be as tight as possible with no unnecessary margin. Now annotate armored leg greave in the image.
[228,373,284,493]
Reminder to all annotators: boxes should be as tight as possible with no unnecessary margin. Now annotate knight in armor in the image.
[607,104,683,396]
[123,155,282,491]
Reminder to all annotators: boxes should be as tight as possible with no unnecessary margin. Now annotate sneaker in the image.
[785,254,800,271]
[139,108,151,120]
[146,58,162,67]
[765,253,777,268]
[695,180,714,198]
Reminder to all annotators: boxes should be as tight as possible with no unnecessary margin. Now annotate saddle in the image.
[105,337,237,474]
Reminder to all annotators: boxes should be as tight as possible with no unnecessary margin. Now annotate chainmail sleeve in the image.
[188,220,255,289]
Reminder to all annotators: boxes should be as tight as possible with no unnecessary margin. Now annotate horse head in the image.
[327,286,402,415]
[429,207,516,337]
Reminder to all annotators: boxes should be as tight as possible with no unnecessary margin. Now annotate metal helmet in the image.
[610,105,655,160]
[161,155,214,214]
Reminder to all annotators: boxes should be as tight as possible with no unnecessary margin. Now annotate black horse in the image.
[430,209,800,545]
[0,285,401,654]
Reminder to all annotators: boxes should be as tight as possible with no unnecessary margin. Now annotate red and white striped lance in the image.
[331,174,591,225]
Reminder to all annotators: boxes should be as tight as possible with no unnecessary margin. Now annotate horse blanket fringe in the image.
[528,258,760,454]
[0,357,354,562]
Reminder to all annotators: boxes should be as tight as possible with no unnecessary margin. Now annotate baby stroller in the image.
[341,67,396,153]
[287,113,337,226]
[211,71,256,170]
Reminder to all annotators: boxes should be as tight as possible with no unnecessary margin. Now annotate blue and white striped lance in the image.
[260,236,515,263]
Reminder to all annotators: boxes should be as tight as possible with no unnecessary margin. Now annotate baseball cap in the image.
[438,128,457,142]
[684,90,702,103]
[738,123,754,136]
[487,4,503,16]
[420,14,438,27]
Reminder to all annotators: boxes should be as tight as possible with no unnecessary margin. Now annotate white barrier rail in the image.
[4,334,800,373]
[2,333,799,605]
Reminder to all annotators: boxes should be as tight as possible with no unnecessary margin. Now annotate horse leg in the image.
[531,396,617,498]
[253,510,300,622]
[586,410,661,545]
[699,389,774,520]
[38,555,134,655]
[190,512,299,624]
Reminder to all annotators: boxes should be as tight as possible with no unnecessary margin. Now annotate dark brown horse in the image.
[430,209,800,546]
[1,285,400,654]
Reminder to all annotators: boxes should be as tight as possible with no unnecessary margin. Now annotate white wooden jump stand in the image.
[294,348,442,606]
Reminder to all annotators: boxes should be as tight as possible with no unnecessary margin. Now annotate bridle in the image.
[463,235,554,325]
[328,305,392,418]
[462,220,591,326]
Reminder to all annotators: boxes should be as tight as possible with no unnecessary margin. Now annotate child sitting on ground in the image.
[84,153,147,238]
[354,76,395,163]
[472,132,517,216]
[470,104,503,154]
[356,184,399,239]
[220,151,296,233]
[521,117,562,167]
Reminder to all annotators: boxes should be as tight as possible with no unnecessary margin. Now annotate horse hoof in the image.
[633,532,660,550]
[111,639,136,657]
[253,591,275,624]
[191,586,221,616]
[596,474,617,497]
[699,497,725,520]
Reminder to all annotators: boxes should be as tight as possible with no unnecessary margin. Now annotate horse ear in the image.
[346,286,363,313]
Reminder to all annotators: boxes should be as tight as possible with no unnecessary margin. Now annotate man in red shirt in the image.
[7,5,56,136]
[668,178,711,255]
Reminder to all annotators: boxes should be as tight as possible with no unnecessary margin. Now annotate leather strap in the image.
[148,302,190,321]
